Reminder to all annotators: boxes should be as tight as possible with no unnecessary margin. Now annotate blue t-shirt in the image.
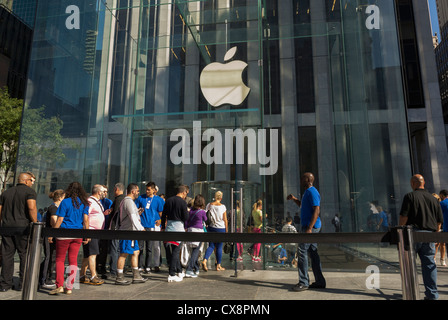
[440,199,448,232]
[56,197,89,229]
[300,186,321,229]
[101,198,113,210]
[135,194,165,228]
[379,211,388,227]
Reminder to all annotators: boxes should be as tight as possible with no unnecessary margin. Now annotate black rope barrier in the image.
[2,226,448,244]
[0,226,407,244]
[42,229,392,244]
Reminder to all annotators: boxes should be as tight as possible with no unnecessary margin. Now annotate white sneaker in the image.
[185,271,197,278]
[178,271,185,278]
[168,275,183,282]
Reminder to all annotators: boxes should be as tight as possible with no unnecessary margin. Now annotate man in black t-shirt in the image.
[161,185,189,282]
[0,172,38,291]
[399,174,443,300]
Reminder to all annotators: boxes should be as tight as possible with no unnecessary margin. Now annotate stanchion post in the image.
[395,226,420,300]
[22,222,44,300]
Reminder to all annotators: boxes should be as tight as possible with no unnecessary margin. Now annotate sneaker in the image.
[237,256,243,262]
[151,266,160,273]
[178,271,185,278]
[41,283,56,290]
[168,275,183,282]
[194,270,200,276]
[115,273,131,286]
[185,270,197,278]
[132,269,148,284]
[292,283,309,292]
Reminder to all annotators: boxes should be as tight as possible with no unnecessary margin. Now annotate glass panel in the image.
[16,0,413,271]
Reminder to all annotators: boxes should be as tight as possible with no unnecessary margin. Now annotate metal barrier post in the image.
[395,226,420,300]
[22,222,44,300]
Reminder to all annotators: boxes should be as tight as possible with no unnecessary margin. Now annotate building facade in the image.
[0,3,33,99]
[15,0,448,264]
[435,0,448,143]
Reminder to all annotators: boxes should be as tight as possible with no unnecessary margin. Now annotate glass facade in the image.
[17,0,413,267]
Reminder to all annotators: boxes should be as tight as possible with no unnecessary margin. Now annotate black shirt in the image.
[0,183,37,227]
[399,189,443,231]
[161,195,188,228]
[45,204,58,228]
[108,193,125,230]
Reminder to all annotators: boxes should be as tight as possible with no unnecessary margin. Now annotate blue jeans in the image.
[187,243,202,272]
[297,227,326,287]
[415,231,438,300]
[109,239,120,276]
[204,227,226,264]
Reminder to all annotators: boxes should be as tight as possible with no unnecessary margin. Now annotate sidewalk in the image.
[2,243,448,302]
[2,267,448,301]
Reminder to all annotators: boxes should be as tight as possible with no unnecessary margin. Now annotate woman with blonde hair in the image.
[202,191,228,271]
[251,199,263,262]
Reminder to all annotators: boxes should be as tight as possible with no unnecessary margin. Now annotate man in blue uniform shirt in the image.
[287,172,326,292]
[135,181,165,273]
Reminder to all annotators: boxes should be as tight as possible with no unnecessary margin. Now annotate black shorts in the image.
[83,238,100,257]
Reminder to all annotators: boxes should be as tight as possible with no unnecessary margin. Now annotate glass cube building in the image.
[15,0,448,265]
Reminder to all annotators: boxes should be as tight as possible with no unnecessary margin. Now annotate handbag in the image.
[206,209,212,226]
[180,242,190,267]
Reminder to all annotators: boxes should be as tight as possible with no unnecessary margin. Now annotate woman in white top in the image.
[202,191,228,271]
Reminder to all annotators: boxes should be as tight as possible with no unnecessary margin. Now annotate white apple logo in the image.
[200,47,251,107]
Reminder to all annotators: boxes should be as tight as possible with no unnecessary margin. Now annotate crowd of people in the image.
[0,171,445,300]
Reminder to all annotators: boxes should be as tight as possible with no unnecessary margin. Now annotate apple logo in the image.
[200,47,251,107]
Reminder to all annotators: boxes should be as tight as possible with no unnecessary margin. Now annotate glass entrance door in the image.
[191,180,262,271]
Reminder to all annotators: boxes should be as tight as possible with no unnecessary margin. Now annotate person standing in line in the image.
[48,182,90,295]
[202,191,228,271]
[281,216,298,265]
[161,185,189,282]
[0,172,38,292]
[115,183,147,285]
[97,185,113,277]
[185,194,208,277]
[135,181,164,274]
[399,174,443,300]
[79,185,105,285]
[251,199,263,262]
[106,183,126,280]
[287,172,326,292]
[39,189,65,290]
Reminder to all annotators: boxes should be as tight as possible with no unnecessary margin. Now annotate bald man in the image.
[399,174,443,300]
[0,172,37,292]
[289,172,326,292]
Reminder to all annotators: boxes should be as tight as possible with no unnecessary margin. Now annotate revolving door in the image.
[191,180,273,272]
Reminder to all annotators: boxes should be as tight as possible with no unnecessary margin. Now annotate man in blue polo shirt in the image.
[287,172,326,292]
[135,181,165,273]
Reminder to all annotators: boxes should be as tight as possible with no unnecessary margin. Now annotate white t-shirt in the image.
[206,203,227,229]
